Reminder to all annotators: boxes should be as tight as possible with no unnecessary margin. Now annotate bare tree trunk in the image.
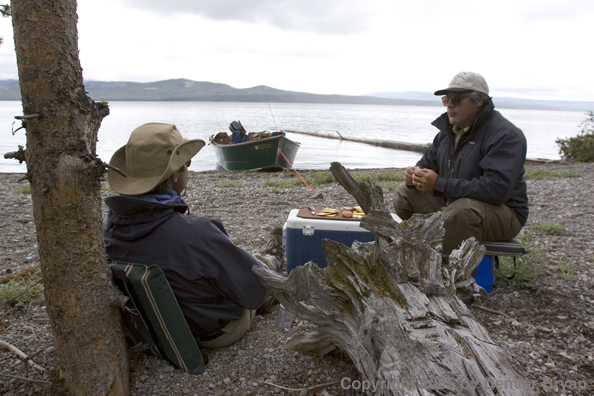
[11,1,129,394]
[254,162,535,396]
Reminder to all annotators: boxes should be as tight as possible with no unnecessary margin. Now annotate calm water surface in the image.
[0,101,586,173]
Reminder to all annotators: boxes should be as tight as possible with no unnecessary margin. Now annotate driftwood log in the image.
[284,129,430,154]
[253,162,535,396]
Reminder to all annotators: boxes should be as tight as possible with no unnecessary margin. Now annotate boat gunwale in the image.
[208,133,301,149]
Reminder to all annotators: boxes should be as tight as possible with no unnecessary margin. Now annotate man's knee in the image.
[393,184,413,220]
[393,183,444,220]
[442,198,484,225]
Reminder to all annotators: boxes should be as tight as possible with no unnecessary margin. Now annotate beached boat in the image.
[209,124,300,171]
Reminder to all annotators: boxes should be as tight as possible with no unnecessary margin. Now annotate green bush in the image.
[352,169,404,183]
[495,234,544,290]
[557,258,578,281]
[307,171,335,186]
[215,181,245,188]
[556,111,594,162]
[0,277,44,306]
[265,168,404,191]
[11,184,31,194]
[532,221,567,236]
[524,168,581,180]
[264,178,302,189]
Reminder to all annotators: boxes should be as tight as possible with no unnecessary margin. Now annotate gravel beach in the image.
[1,163,593,395]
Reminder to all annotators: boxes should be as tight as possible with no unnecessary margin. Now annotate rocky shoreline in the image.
[1,163,593,395]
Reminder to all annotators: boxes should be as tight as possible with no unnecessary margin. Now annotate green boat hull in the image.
[210,134,300,171]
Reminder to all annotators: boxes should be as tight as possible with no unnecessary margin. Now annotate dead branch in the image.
[0,339,46,371]
[0,372,51,385]
[104,162,127,178]
[473,305,513,320]
[4,145,26,163]
[260,379,342,393]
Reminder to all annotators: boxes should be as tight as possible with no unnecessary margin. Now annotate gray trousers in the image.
[393,184,522,256]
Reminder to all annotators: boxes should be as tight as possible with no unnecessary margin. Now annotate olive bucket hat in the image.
[108,123,205,195]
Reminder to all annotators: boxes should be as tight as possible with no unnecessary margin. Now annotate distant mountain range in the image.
[367,91,594,112]
[1,79,592,112]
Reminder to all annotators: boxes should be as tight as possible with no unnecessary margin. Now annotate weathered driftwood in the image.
[284,130,556,165]
[253,162,535,396]
[284,129,430,154]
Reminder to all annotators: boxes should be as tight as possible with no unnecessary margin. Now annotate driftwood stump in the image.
[253,162,535,396]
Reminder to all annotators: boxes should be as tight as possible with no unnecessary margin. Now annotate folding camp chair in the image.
[110,261,206,374]
[478,239,530,290]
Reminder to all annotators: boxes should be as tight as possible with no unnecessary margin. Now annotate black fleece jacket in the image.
[103,195,268,338]
[418,100,529,226]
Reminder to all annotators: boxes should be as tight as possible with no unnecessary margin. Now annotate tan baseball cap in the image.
[434,71,489,96]
[108,123,205,195]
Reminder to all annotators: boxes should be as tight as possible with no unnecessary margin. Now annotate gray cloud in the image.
[119,0,374,34]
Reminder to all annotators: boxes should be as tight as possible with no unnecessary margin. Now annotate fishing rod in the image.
[260,86,324,199]
[260,86,278,130]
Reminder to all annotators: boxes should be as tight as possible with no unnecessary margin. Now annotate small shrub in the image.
[496,255,543,290]
[557,258,578,281]
[376,169,405,182]
[215,181,245,188]
[271,187,281,194]
[532,221,567,236]
[264,178,302,189]
[265,168,404,191]
[495,234,544,290]
[306,171,335,187]
[556,111,594,162]
[353,169,405,183]
[524,168,582,180]
[378,181,398,191]
[0,277,44,306]
[11,184,31,194]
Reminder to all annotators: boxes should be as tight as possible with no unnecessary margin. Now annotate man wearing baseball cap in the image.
[104,123,281,348]
[393,71,528,277]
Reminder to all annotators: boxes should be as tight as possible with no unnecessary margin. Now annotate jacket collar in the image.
[432,100,495,137]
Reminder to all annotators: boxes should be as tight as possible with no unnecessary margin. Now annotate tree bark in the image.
[11,1,129,395]
[253,162,535,396]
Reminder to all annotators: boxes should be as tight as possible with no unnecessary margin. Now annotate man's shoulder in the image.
[490,110,521,129]
[483,110,525,140]
[171,213,228,237]
[174,212,221,223]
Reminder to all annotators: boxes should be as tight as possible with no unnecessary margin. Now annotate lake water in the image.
[0,101,587,173]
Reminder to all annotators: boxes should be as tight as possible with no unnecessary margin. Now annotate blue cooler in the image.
[476,255,495,293]
[284,208,375,273]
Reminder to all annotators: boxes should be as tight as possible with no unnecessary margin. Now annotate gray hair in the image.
[469,91,490,104]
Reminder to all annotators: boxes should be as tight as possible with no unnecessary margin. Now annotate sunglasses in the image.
[441,94,469,107]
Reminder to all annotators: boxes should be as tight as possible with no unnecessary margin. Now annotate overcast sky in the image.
[1,0,593,101]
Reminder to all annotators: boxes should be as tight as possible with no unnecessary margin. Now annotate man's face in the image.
[442,92,484,129]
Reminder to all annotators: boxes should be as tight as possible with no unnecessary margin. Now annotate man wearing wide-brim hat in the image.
[104,123,281,348]
[393,71,528,287]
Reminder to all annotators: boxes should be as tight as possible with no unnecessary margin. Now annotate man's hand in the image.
[404,166,415,186]
[412,168,438,193]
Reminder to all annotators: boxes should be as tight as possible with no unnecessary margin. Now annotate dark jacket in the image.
[418,100,528,226]
[103,193,268,338]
